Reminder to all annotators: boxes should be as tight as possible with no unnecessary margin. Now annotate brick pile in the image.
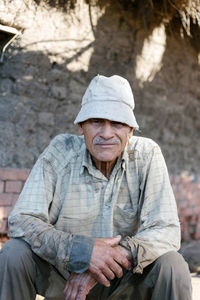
[171,174,200,241]
[0,168,200,244]
[0,168,30,245]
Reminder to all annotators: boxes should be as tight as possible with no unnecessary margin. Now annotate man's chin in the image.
[94,154,118,163]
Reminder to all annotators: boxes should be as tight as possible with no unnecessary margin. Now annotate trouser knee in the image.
[0,238,35,274]
[153,251,191,286]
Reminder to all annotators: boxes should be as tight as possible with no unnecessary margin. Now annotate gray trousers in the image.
[0,238,192,300]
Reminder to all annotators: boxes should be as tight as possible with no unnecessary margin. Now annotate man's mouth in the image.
[95,143,117,149]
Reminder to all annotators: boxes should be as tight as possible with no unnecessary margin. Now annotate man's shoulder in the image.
[129,136,159,150]
[128,136,160,157]
[49,133,85,152]
[41,133,85,166]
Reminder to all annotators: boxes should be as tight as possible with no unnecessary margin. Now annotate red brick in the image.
[194,231,200,240]
[177,200,188,209]
[180,207,194,217]
[190,215,198,223]
[195,220,200,230]
[12,194,19,205]
[0,193,13,206]
[0,206,12,219]
[0,168,30,181]
[0,181,4,193]
[193,194,200,206]
[178,215,185,223]
[5,181,23,193]
[0,219,8,233]
[181,229,190,241]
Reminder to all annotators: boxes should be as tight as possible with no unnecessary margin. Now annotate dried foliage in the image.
[151,1,199,35]
[34,0,200,36]
[33,0,76,10]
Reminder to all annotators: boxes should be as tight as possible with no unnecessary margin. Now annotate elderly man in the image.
[0,75,191,300]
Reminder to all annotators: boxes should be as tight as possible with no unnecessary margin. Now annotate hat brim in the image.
[74,100,139,129]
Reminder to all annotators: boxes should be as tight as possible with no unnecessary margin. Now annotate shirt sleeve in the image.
[8,154,94,277]
[120,144,180,274]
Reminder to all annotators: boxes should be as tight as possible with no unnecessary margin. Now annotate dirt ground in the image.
[36,274,200,299]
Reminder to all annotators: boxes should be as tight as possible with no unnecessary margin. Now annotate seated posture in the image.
[0,75,192,300]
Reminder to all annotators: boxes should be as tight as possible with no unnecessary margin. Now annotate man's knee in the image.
[0,238,34,272]
[154,251,191,285]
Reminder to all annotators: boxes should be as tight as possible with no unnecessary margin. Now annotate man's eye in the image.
[91,119,103,124]
[111,121,124,128]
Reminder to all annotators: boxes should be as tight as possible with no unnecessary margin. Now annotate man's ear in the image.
[128,127,134,138]
[78,123,84,135]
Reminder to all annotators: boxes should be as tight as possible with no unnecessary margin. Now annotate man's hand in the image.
[63,271,97,300]
[88,235,132,287]
[114,244,133,262]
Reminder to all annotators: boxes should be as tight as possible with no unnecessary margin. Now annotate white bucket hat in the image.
[74,75,139,129]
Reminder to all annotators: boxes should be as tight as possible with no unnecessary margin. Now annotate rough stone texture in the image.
[0,0,199,176]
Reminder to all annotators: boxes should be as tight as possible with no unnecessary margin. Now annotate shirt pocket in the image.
[113,204,139,237]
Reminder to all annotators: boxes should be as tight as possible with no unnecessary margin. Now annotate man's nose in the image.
[100,122,114,139]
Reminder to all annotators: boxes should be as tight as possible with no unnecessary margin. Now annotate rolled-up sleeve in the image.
[120,145,180,274]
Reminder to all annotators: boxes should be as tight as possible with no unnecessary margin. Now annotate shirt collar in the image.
[80,146,93,175]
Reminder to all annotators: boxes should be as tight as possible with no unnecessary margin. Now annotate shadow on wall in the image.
[0,0,200,174]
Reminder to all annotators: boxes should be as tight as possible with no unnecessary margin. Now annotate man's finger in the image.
[64,279,78,300]
[112,249,131,270]
[107,258,123,278]
[91,270,111,287]
[103,235,121,246]
[77,286,88,300]
[100,262,116,280]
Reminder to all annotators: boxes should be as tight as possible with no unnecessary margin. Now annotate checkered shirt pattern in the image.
[8,134,180,276]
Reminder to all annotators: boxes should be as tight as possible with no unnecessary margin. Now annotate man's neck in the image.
[91,157,117,179]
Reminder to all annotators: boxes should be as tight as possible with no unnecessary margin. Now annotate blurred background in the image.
[0,0,200,294]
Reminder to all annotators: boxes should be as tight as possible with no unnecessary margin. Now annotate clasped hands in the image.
[64,235,132,300]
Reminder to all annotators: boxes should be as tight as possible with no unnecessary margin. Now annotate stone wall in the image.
[0,1,199,244]
[0,168,200,244]
[0,0,199,175]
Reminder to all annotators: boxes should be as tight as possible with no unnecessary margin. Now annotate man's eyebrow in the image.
[90,118,104,121]
[111,121,125,125]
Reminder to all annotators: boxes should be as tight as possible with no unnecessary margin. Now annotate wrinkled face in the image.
[79,119,133,165]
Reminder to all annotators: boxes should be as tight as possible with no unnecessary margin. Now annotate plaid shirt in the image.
[9,134,180,277]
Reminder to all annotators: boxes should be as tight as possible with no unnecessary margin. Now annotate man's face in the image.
[79,119,133,165]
